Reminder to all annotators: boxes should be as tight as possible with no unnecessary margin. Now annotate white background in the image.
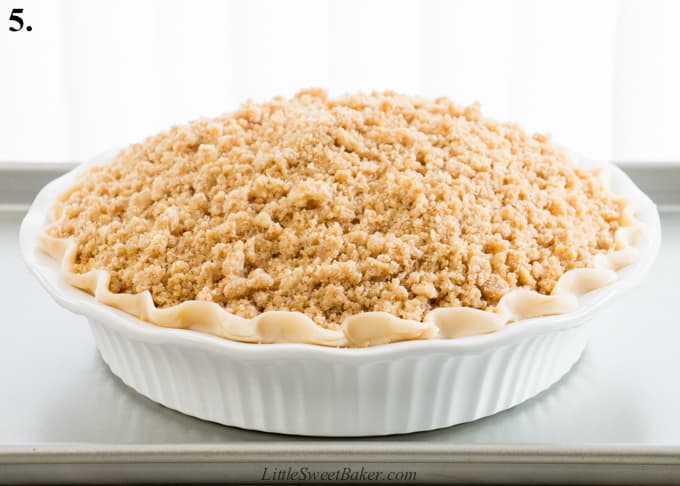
[1,0,679,163]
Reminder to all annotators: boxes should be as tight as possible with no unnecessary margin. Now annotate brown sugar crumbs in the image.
[47,89,628,329]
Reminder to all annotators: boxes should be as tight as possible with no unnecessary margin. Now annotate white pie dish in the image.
[20,151,661,436]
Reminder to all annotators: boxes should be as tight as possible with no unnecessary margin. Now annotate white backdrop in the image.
[1,0,679,162]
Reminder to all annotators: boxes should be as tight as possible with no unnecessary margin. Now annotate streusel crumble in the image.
[46,89,628,329]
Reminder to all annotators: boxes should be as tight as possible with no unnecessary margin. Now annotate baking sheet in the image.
[1,163,679,484]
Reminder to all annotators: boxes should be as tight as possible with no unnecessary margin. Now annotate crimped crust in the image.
[38,90,644,347]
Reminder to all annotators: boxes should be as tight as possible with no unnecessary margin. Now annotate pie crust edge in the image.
[37,160,645,348]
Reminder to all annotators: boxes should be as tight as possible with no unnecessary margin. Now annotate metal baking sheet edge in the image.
[0,161,679,210]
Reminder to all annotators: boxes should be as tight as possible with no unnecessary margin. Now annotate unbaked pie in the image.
[38,89,644,347]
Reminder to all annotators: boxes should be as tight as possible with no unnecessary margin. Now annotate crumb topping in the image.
[47,89,627,328]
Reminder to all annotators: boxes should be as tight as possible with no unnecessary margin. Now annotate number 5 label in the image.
[9,8,31,32]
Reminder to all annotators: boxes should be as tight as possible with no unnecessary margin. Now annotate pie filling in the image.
[38,89,644,347]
